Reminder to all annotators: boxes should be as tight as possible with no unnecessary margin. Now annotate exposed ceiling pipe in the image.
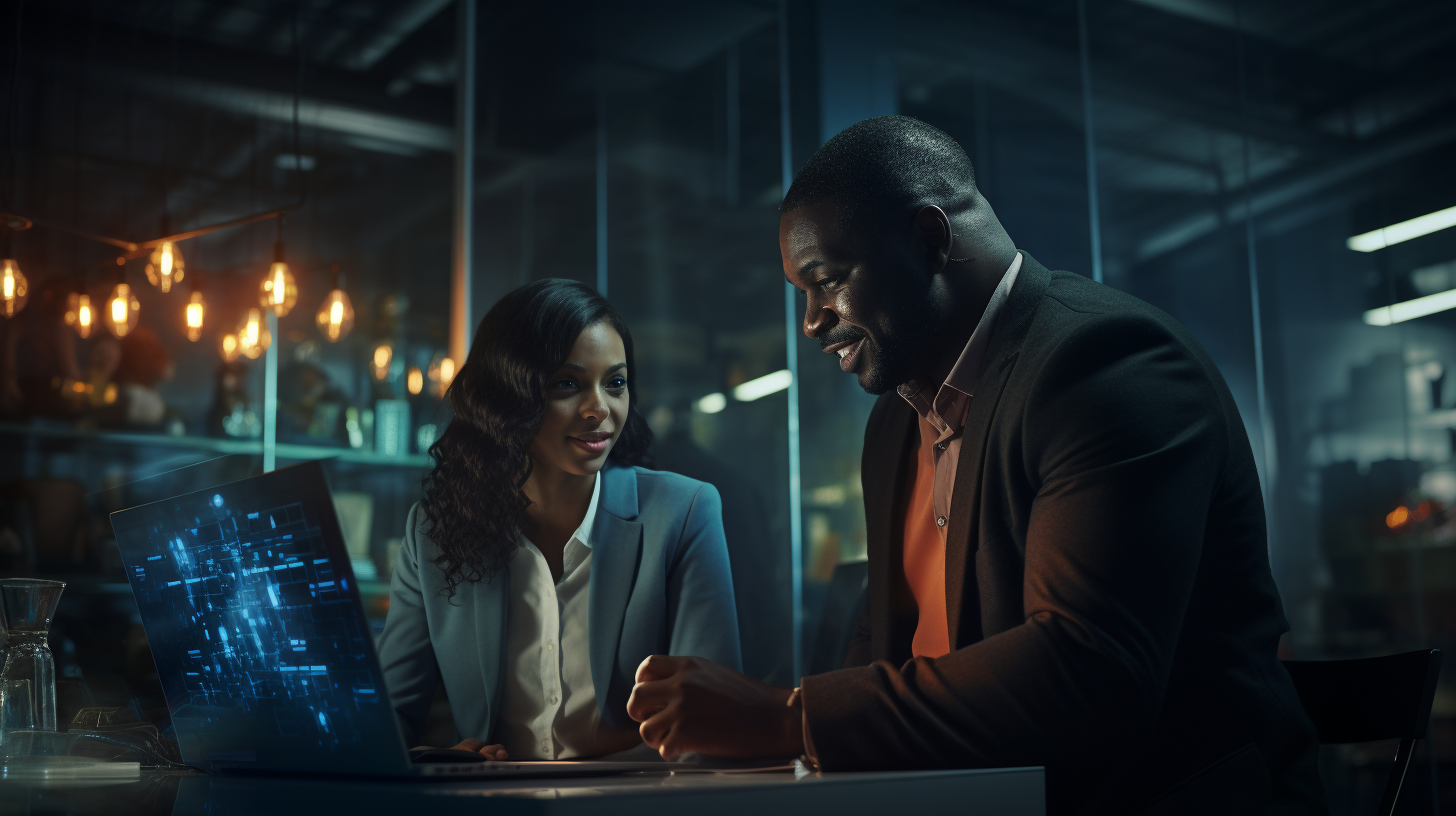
[1134,112,1456,261]
[337,0,457,71]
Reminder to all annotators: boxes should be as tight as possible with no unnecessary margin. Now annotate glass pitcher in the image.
[0,579,66,736]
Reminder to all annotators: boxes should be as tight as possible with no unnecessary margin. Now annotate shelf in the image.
[0,422,432,468]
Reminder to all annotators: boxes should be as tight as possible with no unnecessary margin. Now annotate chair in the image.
[808,561,868,675]
[1281,649,1442,816]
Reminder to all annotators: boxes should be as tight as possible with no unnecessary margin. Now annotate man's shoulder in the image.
[1021,269,1204,361]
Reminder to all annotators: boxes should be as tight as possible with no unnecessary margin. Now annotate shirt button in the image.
[546,643,554,651]
[550,695,558,705]
[936,516,947,527]
[934,442,946,451]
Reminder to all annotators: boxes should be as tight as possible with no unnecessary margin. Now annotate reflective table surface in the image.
[0,765,1045,815]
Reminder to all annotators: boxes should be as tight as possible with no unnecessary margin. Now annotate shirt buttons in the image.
[549,695,558,705]
[546,642,554,651]
[934,442,946,451]
[936,516,947,527]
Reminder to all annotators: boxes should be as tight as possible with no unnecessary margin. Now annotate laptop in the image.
[109,460,666,779]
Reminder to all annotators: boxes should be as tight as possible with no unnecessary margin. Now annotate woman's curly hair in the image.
[421,279,653,597]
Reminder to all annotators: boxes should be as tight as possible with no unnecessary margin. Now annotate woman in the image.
[378,278,740,760]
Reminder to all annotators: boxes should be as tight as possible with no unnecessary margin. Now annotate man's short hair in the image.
[780,115,977,232]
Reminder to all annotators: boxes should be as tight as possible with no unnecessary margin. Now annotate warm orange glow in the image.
[407,367,423,395]
[372,344,393,380]
[1387,506,1410,529]
[185,291,205,342]
[314,289,355,342]
[70,380,85,394]
[237,308,271,359]
[102,383,117,404]
[0,258,27,317]
[64,293,94,338]
[259,261,298,316]
[221,333,240,362]
[103,283,140,337]
[428,355,457,396]
[145,241,185,292]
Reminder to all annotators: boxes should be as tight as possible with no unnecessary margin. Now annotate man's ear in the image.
[911,206,953,275]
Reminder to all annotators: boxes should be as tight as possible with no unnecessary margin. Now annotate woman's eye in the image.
[551,379,577,390]
[607,377,627,390]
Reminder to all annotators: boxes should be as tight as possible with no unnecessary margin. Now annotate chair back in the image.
[808,560,868,675]
[1281,649,1441,816]
[1281,649,1440,744]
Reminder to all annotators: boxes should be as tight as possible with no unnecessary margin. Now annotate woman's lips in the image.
[570,432,612,454]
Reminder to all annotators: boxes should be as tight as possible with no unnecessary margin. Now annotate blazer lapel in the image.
[471,562,510,738]
[588,464,643,727]
[862,395,918,664]
[944,251,1050,648]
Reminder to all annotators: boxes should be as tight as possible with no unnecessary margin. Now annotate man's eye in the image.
[817,275,843,290]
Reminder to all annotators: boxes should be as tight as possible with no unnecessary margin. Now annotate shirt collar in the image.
[897,251,1024,419]
[571,472,603,550]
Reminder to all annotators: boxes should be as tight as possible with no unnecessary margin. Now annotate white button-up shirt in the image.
[496,475,639,759]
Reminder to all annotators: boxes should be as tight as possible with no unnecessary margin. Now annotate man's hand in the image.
[626,655,805,760]
[451,739,508,760]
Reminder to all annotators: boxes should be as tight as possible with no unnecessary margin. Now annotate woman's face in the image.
[530,321,630,478]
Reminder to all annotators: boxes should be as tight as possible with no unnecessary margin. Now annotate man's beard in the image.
[819,298,937,396]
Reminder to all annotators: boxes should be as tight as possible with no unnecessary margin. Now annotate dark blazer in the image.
[799,253,1325,816]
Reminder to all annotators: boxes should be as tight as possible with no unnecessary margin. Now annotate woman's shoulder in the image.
[609,465,720,517]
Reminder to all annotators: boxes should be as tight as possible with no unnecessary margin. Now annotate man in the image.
[626,116,1325,815]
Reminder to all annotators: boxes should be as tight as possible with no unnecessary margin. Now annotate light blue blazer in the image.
[377,463,742,746]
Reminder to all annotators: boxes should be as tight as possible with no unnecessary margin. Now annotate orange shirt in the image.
[902,416,950,659]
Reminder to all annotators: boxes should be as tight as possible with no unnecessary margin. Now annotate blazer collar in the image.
[587,462,643,728]
[596,461,640,522]
[943,250,1051,647]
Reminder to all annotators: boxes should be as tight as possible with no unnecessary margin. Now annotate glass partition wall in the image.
[3,1,1454,810]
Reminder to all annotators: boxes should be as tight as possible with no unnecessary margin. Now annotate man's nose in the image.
[803,300,835,339]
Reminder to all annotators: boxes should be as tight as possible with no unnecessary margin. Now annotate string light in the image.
[315,264,354,341]
[145,240,185,292]
[64,292,94,338]
[407,366,423,395]
[259,223,298,316]
[185,290,205,342]
[103,281,140,338]
[372,343,393,380]
[1,257,26,318]
[221,332,241,362]
[237,307,271,359]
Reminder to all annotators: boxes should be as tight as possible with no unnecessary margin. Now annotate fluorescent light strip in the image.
[732,369,793,402]
[1363,287,1456,326]
[695,392,727,414]
[1347,205,1456,252]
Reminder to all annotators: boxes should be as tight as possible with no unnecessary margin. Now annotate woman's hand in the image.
[451,739,509,760]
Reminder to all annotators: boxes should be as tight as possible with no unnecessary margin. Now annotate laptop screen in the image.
[111,461,407,775]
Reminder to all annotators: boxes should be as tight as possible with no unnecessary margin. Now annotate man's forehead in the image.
[781,201,849,256]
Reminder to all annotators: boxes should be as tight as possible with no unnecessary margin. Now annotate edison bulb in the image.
[259,261,298,316]
[315,289,355,342]
[372,344,393,380]
[145,241,185,292]
[185,291,205,342]
[407,366,423,395]
[65,292,94,338]
[221,332,241,362]
[103,282,141,337]
[237,307,272,359]
[428,355,456,396]
[1,258,27,318]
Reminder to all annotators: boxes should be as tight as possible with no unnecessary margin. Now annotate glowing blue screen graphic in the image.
[113,464,405,775]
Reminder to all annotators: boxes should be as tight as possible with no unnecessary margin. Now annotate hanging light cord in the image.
[6,0,23,215]
[291,3,306,209]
